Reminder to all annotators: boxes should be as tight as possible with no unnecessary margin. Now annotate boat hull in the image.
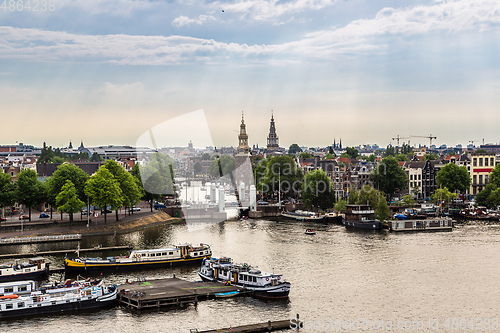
[344,220,383,230]
[65,256,208,272]
[0,289,118,320]
[0,268,49,283]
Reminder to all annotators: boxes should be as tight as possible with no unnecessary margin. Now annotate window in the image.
[193,252,197,256]
[473,175,477,185]
[485,175,489,184]
[162,252,167,256]
[19,286,27,292]
[491,158,494,166]
[485,158,489,166]
[479,158,483,167]
[4,287,13,293]
[6,303,13,309]
[18,302,25,308]
[169,252,173,255]
[410,175,413,180]
[479,175,483,185]
[418,174,421,180]
[473,158,477,167]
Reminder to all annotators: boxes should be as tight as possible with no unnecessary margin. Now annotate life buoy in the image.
[80,289,86,296]
[137,254,141,259]
[266,277,269,281]
[277,276,281,280]
[38,296,44,302]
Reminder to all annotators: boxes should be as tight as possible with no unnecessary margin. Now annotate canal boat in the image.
[215,291,240,298]
[388,217,454,232]
[344,204,383,230]
[0,257,50,282]
[65,243,212,272]
[198,257,291,299]
[0,279,117,319]
[281,210,325,222]
[324,212,344,224]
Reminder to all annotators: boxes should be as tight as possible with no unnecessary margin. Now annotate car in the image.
[154,203,166,209]
[19,215,29,220]
[39,213,50,218]
[257,201,269,205]
[129,207,141,212]
[0,217,6,222]
[101,209,112,214]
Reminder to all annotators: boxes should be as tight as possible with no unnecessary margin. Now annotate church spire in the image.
[237,111,249,155]
[267,110,279,153]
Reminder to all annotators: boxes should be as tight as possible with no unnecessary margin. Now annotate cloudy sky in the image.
[1,0,499,149]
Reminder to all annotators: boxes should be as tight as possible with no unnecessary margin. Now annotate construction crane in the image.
[469,139,484,147]
[392,135,410,147]
[410,134,437,147]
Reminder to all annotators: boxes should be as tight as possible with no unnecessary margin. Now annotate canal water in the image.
[1,219,500,332]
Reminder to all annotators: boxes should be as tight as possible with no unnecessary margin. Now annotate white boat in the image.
[199,257,290,299]
[0,257,50,282]
[281,210,325,222]
[0,279,118,319]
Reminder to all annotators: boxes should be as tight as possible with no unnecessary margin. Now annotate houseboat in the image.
[388,217,454,232]
[65,243,211,272]
[0,279,117,319]
[0,280,36,297]
[344,204,383,230]
[0,257,50,282]
[198,257,290,299]
[324,212,344,224]
[281,210,325,222]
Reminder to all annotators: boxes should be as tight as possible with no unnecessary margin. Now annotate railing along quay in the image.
[0,234,81,245]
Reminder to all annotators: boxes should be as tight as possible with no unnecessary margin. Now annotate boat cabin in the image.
[0,280,35,296]
[344,205,374,221]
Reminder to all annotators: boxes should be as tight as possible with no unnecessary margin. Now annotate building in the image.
[266,112,280,154]
[470,153,498,195]
[479,144,500,154]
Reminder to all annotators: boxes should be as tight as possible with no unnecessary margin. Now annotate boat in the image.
[305,229,316,235]
[0,257,50,282]
[281,210,325,222]
[388,217,454,232]
[344,204,383,230]
[215,291,240,298]
[0,279,117,319]
[65,243,212,272]
[199,257,290,299]
[324,212,344,224]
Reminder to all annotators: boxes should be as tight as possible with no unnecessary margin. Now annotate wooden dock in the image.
[193,316,301,333]
[0,234,81,245]
[118,277,242,309]
[0,245,133,259]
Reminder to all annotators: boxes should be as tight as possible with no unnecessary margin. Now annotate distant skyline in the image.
[1,0,500,149]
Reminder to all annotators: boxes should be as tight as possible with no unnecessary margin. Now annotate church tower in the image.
[237,112,250,156]
[266,111,279,154]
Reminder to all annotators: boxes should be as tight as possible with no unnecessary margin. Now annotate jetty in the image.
[0,245,132,259]
[0,234,81,245]
[193,320,294,332]
[118,277,242,309]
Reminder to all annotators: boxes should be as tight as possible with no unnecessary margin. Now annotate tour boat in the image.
[65,243,212,272]
[281,210,325,222]
[0,257,50,282]
[198,257,291,299]
[0,279,117,319]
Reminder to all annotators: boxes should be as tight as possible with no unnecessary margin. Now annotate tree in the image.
[325,153,334,160]
[345,147,359,159]
[402,194,416,206]
[47,163,89,219]
[375,195,390,221]
[347,185,389,220]
[476,184,497,208]
[90,152,103,162]
[299,152,312,159]
[489,163,500,188]
[367,154,376,162]
[0,173,16,218]
[104,160,143,220]
[372,156,408,198]
[85,166,123,223]
[395,154,409,162]
[383,145,395,157]
[209,155,235,178]
[423,153,438,161]
[431,187,457,209]
[139,153,175,211]
[335,199,347,212]
[288,144,302,155]
[436,163,471,194]
[15,169,45,221]
[262,155,303,199]
[475,149,488,154]
[38,146,55,164]
[301,169,335,210]
[56,180,85,225]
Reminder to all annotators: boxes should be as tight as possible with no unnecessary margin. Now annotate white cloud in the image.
[56,0,157,16]
[172,14,217,28]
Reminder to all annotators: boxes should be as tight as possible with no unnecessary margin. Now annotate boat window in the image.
[18,302,25,308]
[253,277,257,282]
[169,252,173,255]
[193,252,197,256]
[6,303,13,309]
[19,286,27,292]
[4,287,13,293]
[52,301,57,305]
[162,252,167,256]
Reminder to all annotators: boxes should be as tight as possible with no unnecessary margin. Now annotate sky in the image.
[1,0,500,150]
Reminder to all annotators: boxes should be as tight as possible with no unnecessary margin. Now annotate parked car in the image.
[19,215,29,220]
[257,201,269,205]
[154,203,166,209]
[0,217,6,222]
[129,207,141,212]
[39,213,50,218]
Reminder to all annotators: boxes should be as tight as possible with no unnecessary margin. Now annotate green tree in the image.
[375,195,390,221]
[0,173,16,218]
[383,145,395,157]
[325,153,334,160]
[209,155,235,178]
[395,154,409,161]
[347,186,389,220]
[262,155,303,199]
[436,163,471,194]
[90,152,103,162]
[423,153,438,161]
[475,149,488,154]
[431,187,457,208]
[288,143,302,155]
[345,147,359,159]
[301,169,335,210]
[104,160,143,219]
[85,167,123,223]
[38,146,55,164]
[372,156,408,197]
[476,183,498,208]
[401,194,416,206]
[367,154,376,162]
[139,153,175,211]
[15,169,45,221]
[335,199,347,212]
[56,180,85,225]
[488,163,500,187]
[299,152,312,159]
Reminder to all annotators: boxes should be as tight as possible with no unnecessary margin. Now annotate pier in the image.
[193,319,295,332]
[0,245,133,259]
[118,277,241,309]
[0,234,81,245]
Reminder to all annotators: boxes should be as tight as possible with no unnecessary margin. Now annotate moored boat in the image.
[281,210,325,222]
[0,279,117,319]
[0,257,50,282]
[344,204,383,230]
[65,243,211,272]
[199,257,290,299]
